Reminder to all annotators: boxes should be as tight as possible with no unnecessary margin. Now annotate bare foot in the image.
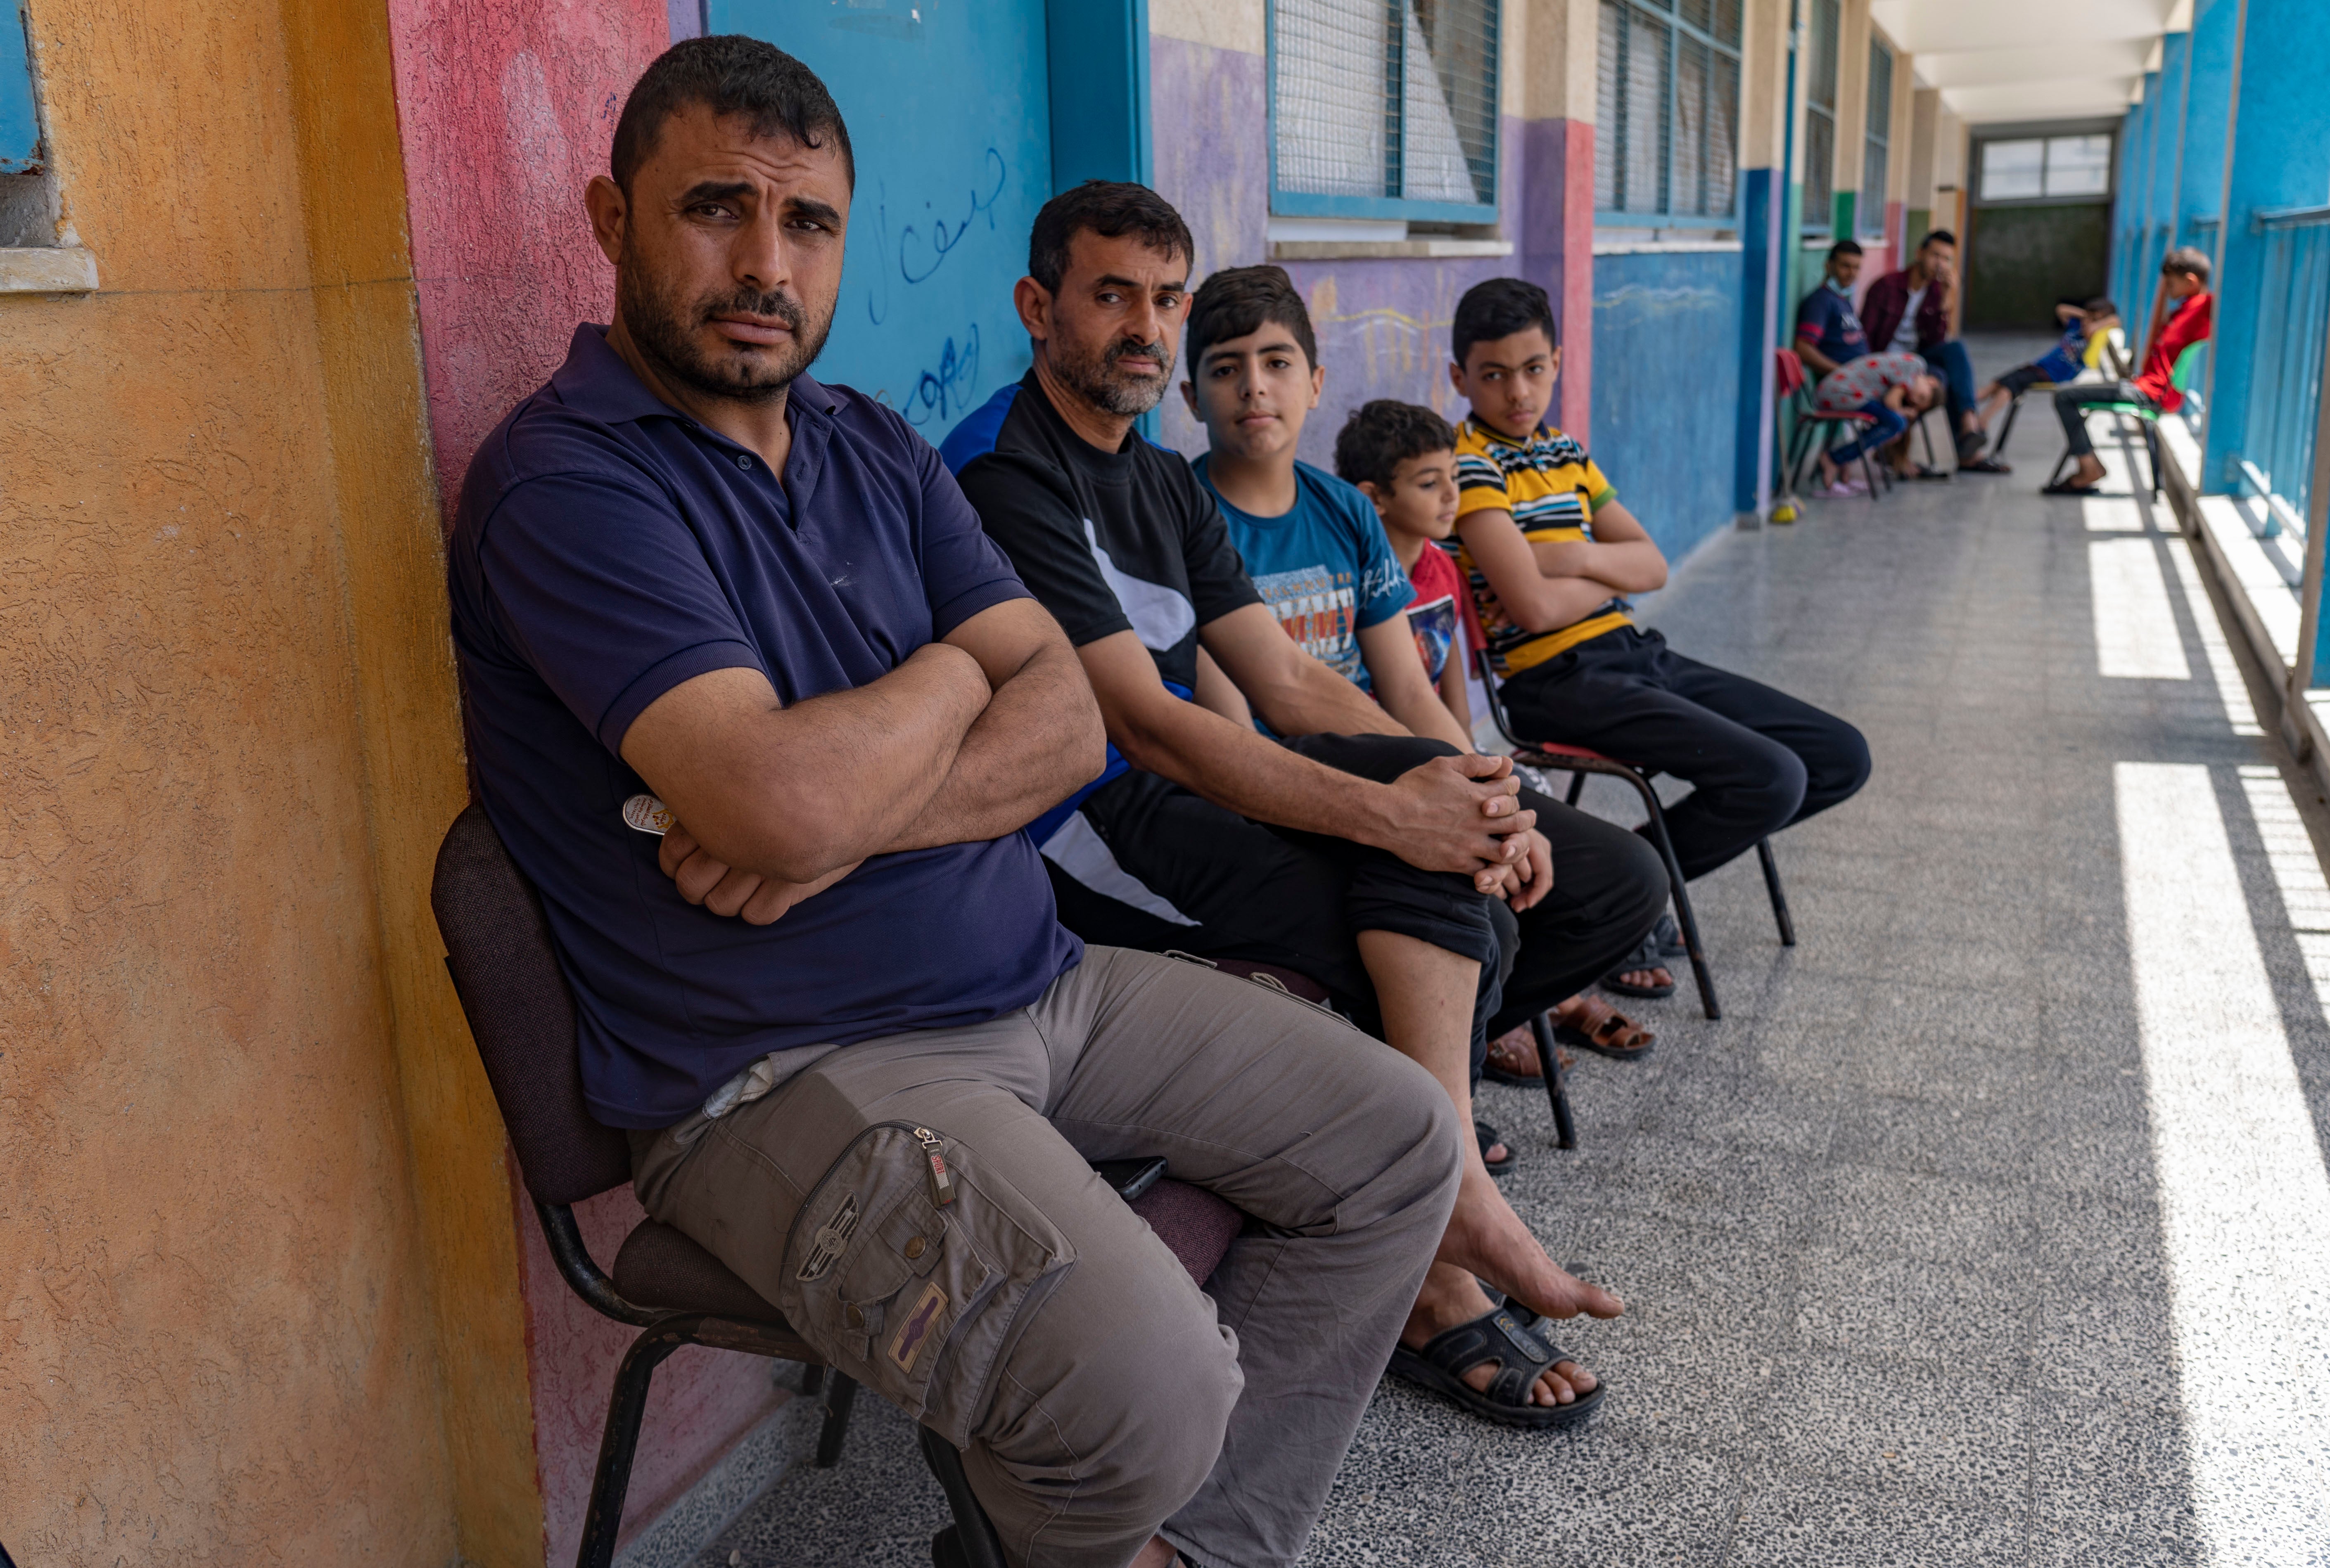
[1611,964,1673,992]
[1405,1167,1623,1406]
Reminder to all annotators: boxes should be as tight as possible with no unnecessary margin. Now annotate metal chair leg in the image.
[2145,421,2163,497]
[1528,1010,1577,1151]
[1564,770,1586,807]
[1994,393,2023,459]
[1756,838,1796,946]
[920,1427,1007,1568]
[576,1324,688,1568]
[1608,768,1720,1021]
[815,1370,859,1468]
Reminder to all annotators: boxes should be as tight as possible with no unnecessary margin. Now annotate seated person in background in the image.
[1448,277,1873,999]
[1333,396,1658,1078]
[1183,265,1668,1077]
[1809,351,1945,497]
[449,42,1465,1568]
[945,187,1637,1433]
[1862,230,2007,473]
[1972,297,2120,461]
[1794,238,1871,381]
[2046,249,2214,497]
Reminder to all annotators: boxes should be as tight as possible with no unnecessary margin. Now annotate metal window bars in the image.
[1594,0,1741,221]
[1271,0,1500,211]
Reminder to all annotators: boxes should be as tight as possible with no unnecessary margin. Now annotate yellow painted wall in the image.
[0,0,536,1561]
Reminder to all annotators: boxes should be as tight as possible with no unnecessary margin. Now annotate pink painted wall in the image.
[387,0,665,518]
[380,4,790,1560]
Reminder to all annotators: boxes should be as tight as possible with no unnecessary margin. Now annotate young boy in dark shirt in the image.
[1449,277,1872,995]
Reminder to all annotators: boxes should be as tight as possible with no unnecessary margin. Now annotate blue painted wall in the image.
[3,0,40,174]
[1591,249,1744,562]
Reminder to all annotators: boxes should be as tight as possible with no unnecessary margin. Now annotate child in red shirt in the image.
[1334,400,1484,737]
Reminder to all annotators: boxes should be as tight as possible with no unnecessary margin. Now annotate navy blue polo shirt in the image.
[1794,280,1869,365]
[448,325,1081,1129]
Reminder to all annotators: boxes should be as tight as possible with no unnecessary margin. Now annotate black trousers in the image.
[1500,627,1872,883]
[1042,732,1666,1059]
[2054,380,2151,459]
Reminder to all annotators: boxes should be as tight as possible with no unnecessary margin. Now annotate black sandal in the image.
[1599,914,1682,999]
[1476,1119,1514,1177]
[1388,1304,1606,1429]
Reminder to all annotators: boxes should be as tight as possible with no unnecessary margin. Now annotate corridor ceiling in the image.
[1868,0,2188,124]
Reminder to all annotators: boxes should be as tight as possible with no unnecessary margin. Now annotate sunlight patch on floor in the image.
[2166,542,2268,737]
[2115,761,2330,1563]
[2091,538,2195,680]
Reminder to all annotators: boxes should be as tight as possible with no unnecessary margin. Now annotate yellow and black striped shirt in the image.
[1452,417,1631,675]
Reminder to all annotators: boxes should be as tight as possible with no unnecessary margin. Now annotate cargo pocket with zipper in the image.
[778,1121,1075,1445]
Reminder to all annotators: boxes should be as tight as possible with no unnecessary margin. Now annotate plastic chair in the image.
[2045,339,2207,497]
[1473,651,1798,1024]
[1777,347,1887,499]
[429,804,1243,1568]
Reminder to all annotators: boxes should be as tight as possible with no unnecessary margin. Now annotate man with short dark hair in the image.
[944,185,1636,1435]
[1861,230,2004,471]
[447,39,1464,1568]
[1794,238,1869,378]
[2045,248,2214,497]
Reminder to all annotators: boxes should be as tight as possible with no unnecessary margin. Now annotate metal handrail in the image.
[2256,203,2330,231]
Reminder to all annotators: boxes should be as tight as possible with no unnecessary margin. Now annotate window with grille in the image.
[1860,39,1890,236]
[1594,0,1742,224]
[1800,0,1838,234]
[1977,134,2115,203]
[1270,0,1502,222]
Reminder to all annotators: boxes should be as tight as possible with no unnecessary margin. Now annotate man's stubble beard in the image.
[618,259,834,405]
[1049,330,1177,418]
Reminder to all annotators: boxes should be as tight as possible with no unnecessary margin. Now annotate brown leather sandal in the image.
[1482,1026,1578,1085]
[1553,995,1656,1062]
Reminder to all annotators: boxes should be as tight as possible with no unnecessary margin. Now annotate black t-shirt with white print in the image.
[942,371,1261,693]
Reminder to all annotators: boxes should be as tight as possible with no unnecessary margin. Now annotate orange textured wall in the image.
[0,0,533,1561]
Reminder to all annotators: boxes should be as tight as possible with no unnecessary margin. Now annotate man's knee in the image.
[1806,717,1873,808]
[1718,740,1810,835]
[974,1254,1243,1539]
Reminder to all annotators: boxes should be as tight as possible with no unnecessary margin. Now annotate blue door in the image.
[711,0,1053,445]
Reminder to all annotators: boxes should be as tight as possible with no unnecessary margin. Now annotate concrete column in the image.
[2178,0,2238,245]
[1518,0,1598,438]
[2202,0,2330,493]
[1733,0,1793,516]
[1830,0,1870,237]
[1904,83,1940,242]
[2147,36,2190,295]
[1883,38,1912,257]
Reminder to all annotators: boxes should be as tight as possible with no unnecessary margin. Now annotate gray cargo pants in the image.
[629,946,1463,1568]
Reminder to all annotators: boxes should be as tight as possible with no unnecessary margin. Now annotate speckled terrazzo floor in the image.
[628,335,2330,1568]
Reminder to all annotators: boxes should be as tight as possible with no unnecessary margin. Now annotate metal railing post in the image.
[2280,267,2330,757]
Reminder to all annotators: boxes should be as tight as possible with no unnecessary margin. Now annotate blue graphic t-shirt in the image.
[1194,457,1416,692]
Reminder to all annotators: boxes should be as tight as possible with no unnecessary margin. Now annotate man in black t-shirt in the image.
[945,182,1660,1433]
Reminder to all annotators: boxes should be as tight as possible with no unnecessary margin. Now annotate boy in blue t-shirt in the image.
[1181,268,1476,752]
[1972,296,2120,452]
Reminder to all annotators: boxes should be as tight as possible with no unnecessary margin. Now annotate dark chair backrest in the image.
[430,803,634,1207]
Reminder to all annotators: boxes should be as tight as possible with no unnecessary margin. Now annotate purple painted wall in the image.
[1147,34,1592,468]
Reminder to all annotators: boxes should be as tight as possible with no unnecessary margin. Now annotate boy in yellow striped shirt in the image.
[1450,279,1870,997]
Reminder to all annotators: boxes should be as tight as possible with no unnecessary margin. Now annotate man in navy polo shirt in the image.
[445,37,1462,1568]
